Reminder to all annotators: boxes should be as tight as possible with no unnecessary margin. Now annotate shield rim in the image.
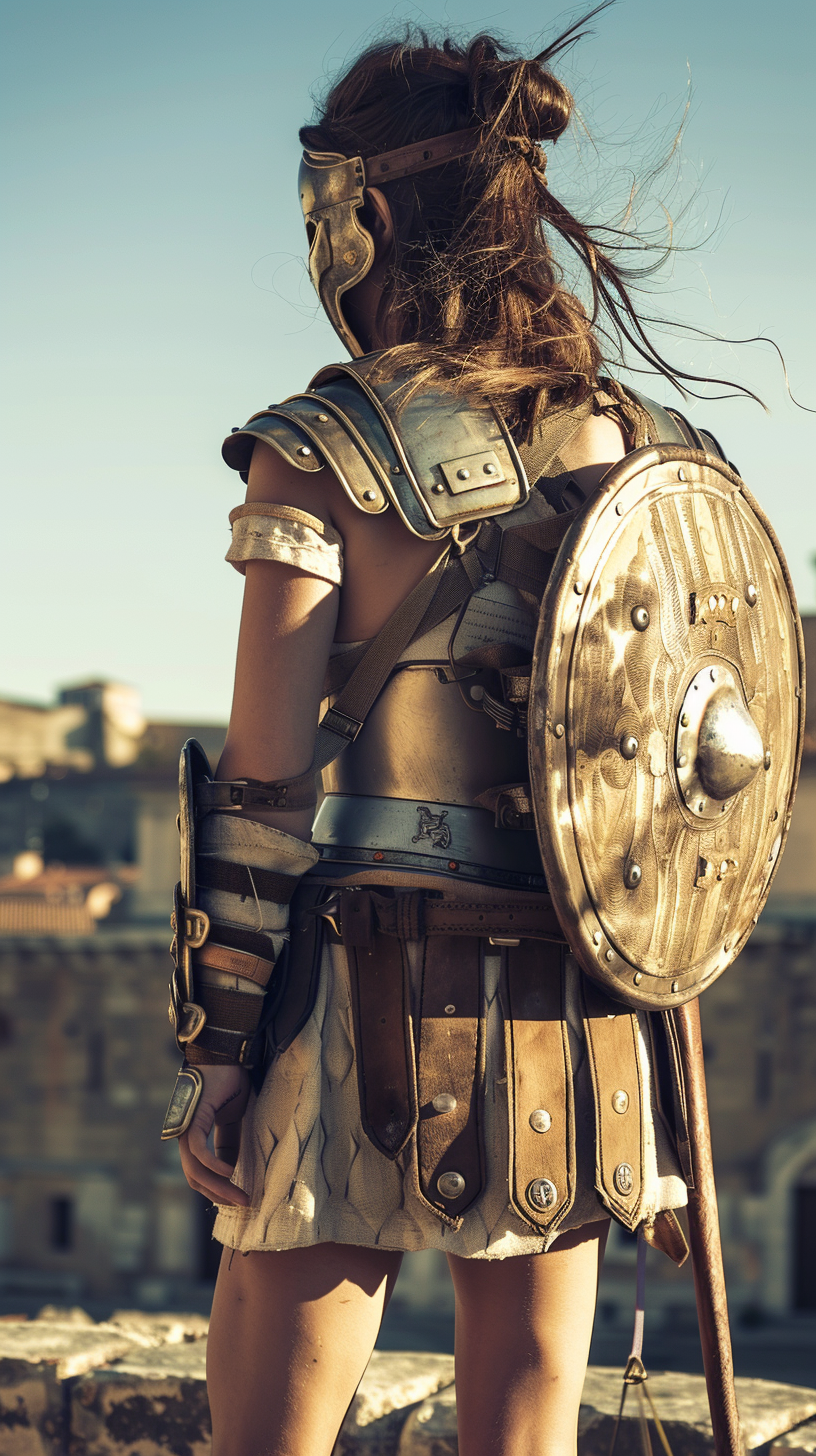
[528,444,806,1010]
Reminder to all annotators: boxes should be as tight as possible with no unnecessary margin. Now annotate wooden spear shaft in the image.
[674,998,744,1456]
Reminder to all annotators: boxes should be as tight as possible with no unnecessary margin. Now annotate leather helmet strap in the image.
[364,126,482,184]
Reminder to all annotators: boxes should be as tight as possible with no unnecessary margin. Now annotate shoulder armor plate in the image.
[222,352,529,539]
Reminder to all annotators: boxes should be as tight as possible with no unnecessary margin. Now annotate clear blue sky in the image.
[1,0,813,722]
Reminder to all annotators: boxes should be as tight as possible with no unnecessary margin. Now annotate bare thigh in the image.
[449,1220,609,1456]
[207,1241,403,1456]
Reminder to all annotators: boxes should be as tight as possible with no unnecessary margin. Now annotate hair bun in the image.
[466,37,573,145]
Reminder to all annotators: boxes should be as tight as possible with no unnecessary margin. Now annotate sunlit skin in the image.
[177,191,626,1455]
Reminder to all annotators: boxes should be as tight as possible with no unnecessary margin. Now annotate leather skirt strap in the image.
[503,940,575,1232]
[582,979,644,1228]
[415,935,484,1222]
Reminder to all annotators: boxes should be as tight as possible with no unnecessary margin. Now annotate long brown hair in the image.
[299,9,721,433]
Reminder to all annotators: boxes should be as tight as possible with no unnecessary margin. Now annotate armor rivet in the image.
[448,861,459,872]
[631,606,650,631]
[634,972,643,985]
[764,749,771,770]
[624,862,642,889]
[554,723,565,738]
[437,1171,465,1199]
[677,753,687,768]
[529,1109,552,1133]
[317,413,329,422]
[508,477,517,485]
[432,1093,457,1115]
[672,979,679,994]
[710,667,719,682]
[605,949,614,962]
[483,462,497,475]
[612,1090,629,1115]
[457,468,471,481]
[681,712,690,727]
[745,582,757,606]
[391,465,401,474]
[343,249,357,266]
[373,851,384,861]
[574,579,585,595]
[363,489,377,502]
[444,1004,456,1015]
[296,445,311,457]
[593,930,603,945]
[614,1162,635,1197]
[470,684,484,702]
[615,501,625,515]
[620,733,639,760]
[432,483,445,494]
[527,1178,558,1212]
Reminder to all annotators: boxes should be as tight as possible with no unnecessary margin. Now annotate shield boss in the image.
[529,448,805,1009]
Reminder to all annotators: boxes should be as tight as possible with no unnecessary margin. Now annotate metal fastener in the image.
[611,1090,629,1115]
[605,949,614,962]
[529,1109,552,1134]
[437,1171,465,1200]
[483,462,497,475]
[671,979,679,993]
[615,501,625,515]
[633,972,643,985]
[677,753,687,768]
[527,1178,558,1213]
[614,1162,635,1196]
[317,413,329,422]
[680,712,690,727]
[678,467,686,481]
[624,862,642,889]
[745,582,757,606]
[554,723,565,738]
[296,445,311,457]
[593,930,603,946]
[631,606,650,631]
[432,483,445,494]
[391,464,401,475]
[574,579,585,595]
[764,749,771,770]
[362,489,377,502]
[444,1004,456,1016]
[457,468,471,481]
[432,1093,457,1115]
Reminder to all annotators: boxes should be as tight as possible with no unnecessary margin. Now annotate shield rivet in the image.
[612,1090,629,1115]
[529,1109,552,1133]
[431,483,445,494]
[624,862,642,889]
[631,606,650,631]
[363,489,377,501]
[620,734,639,760]
[677,753,687,768]
[391,464,401,474]
[574,579,585,595]
[593,930,603,945]
[437,1171,465,1200]
[672,979,680,993]
[681,712,690,727]
[678,468,686,481]
[483,462,497,475]
[614,1163,635,1196]
[432,1093,457,1115]
[633,972,643,985]
[317,413,329,422]
[764,749,771,770]
[605,949,614,962]
[554,723,565,738]
[296,445,312,457]
[527,1178,558,1212]
[745,582,757,606]
[457,468,471,481]
[615,501,625,515]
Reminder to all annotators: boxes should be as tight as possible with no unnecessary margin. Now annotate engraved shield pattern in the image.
[529,450,805,1009]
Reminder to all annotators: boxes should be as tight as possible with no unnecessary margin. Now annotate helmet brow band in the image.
[365,126,483,184]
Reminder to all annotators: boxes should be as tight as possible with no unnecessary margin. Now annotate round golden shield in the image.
[529,445,805,1009]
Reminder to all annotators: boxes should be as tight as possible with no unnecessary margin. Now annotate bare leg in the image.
[207,1241,403,1456]
[449,1219,609,1456]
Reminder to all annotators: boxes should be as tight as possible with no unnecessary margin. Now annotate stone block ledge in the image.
[0,1312,815,1455]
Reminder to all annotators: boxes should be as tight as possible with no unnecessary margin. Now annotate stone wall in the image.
[1,1314,815,1456]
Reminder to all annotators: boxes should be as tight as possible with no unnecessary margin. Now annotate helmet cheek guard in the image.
[298,128,483,358]
[299,150,376,358]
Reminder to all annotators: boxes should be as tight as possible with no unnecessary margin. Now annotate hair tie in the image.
[506,135,548,183]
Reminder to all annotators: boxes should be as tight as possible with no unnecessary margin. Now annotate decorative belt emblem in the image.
[412,805,452,850]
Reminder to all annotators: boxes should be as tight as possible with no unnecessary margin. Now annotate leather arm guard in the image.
[161,739,319,1140]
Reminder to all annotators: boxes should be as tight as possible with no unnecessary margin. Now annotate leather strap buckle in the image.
[184,908,210,949]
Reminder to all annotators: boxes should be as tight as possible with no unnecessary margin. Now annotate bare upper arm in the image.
[558,412,627,498]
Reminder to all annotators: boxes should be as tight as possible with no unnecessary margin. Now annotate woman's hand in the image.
[178,1065,251,1206]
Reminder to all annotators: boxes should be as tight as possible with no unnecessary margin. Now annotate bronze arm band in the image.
[195,940,276,989]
